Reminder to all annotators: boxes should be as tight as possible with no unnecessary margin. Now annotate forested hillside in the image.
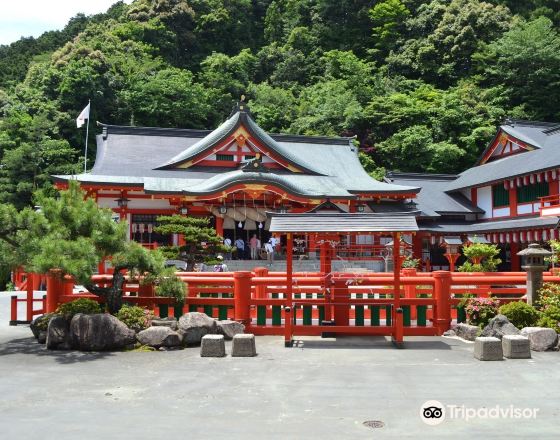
[1,0,560,208]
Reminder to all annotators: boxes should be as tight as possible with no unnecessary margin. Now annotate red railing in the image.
[539,194,560,217]
[11,268,560,345]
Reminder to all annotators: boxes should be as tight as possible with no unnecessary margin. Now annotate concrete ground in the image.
[1,291,559,440]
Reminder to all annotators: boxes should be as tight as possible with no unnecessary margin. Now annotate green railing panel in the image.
[158,304,168,318]
[457,306,467,323]
[188,304,197,312]
[173,304,183,318]
[370,305,380,326]
[417,293,427,327]
[403,305,411,327]
[272,306,282,326]
[318,306,325,324]
[385,305,392,326]
[303,305,312,325]
[218,306,228,321]
[355,305,364,326]
[257,305,266,325]
[204,305,213,317]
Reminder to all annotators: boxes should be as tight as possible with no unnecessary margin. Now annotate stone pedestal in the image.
[474,337,503,361]
[232,334,256,357]
[200,334,226,357]
[502,335,531,359]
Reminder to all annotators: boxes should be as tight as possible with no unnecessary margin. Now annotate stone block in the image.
[474,337,503,361]
[502,335,531,359]
[200,334,226,357]
[232,334,256,357]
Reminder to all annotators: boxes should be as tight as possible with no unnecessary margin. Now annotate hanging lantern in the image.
[147,224,153,234]
[238,221,243,228]
[258,222,263,229]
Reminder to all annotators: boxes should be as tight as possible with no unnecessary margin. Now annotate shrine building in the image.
[54,106,560,271]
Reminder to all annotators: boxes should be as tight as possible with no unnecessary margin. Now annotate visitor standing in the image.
[213,255,228,272]
[223,237,232,260]
[235,237,245,259]
[250,234,259,260]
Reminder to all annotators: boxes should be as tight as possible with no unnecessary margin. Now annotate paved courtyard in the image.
[1,292,559,439]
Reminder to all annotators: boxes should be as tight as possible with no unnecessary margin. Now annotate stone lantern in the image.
[517,243,552,305]
[441,236,462,271]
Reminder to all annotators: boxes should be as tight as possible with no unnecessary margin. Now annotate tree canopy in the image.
[0,0,559,207]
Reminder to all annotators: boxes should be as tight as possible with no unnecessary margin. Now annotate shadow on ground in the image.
[296,336,454,350]
[0,336,115,364]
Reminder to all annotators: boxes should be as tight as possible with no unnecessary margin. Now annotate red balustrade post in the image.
[254,267,268,299]
[138,280,156,311]
[433,270,452,335]
[333,278,350,326]
[46,269,63,313]
[10,295,18,325]
[234,271,252,326]
[63,275,74,297]
[402,267,417,319]
[26,273,35,322]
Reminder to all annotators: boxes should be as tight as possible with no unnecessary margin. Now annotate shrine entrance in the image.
[268,212,434,347]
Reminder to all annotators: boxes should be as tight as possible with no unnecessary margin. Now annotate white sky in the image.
[0,0,133,45]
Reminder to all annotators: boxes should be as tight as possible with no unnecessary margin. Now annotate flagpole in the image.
[84,99,90,173]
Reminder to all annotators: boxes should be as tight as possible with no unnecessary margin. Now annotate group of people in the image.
[223,234,278,264]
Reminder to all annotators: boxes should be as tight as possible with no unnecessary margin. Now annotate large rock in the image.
[177,312,217,345]
[46,315,72,350]
[30,314,53,342]
[455,323,479,341]
[481,314,520,340]
[151,317,178,331]
[216,320,245,340]
[70,313,135,351]
[137,326,182,348]
[521,327,559,351]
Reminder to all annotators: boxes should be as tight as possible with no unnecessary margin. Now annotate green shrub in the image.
[115,304,153,332]
[155,269,186,304]
[498,301,539,329]
[55,298,102,320]
[536,283,560,310]
[537,315,560,333]
[465,297,500,327]
[35,313,54,331]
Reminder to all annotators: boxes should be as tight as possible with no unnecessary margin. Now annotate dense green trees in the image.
[0,0,558,207]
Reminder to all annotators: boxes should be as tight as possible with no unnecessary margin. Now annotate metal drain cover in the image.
[363,420,385,429]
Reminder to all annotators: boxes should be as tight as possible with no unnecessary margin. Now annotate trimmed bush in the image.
[465,297,499,327]
[498,301,539,329]
[155,269,186,304]
[537,305,560,333]
[55,298,102,320]
[537,283,560,310]
[116,304,154,332]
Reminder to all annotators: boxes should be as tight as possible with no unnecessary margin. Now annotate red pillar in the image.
[26,273,35,322]
[215,216,224,237]
[509,187,518,217]
[46,270,63,313]
[254,267,268,299]
[433,271,452,335]
[333,278,350,326]
[284,233,294,347]
[510,242,520,271]
[233,271,252,326]
[402,267,417,319]
[393,232,404,346]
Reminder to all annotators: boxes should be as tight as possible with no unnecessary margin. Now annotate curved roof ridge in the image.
[153,109,326,175]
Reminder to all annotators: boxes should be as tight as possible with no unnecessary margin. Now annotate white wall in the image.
[477,186,492,219]
[97,197,172,210]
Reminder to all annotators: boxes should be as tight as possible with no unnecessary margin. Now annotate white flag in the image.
[76,102,90,128]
